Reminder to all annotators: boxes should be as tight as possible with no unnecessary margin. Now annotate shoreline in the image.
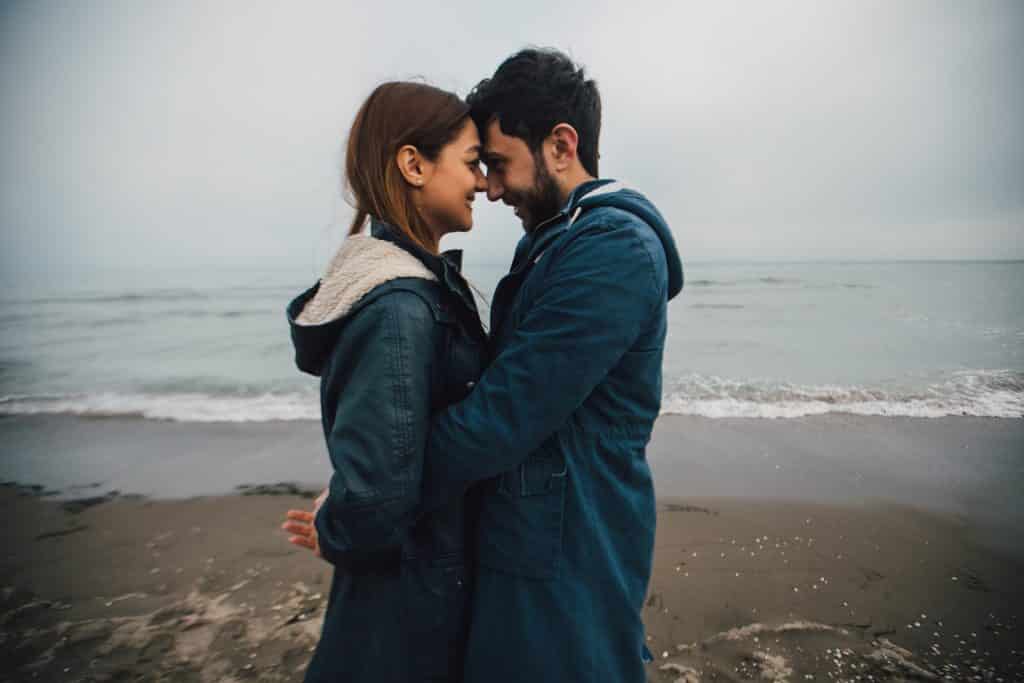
[3,412,1021,558]
[1,486,1020,681]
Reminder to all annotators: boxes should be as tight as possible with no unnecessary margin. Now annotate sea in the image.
[1,260,1022,423]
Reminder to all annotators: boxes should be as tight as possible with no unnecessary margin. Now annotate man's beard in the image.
[513,156,563,233]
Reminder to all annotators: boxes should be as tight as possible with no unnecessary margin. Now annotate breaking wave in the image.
[660,370,1024,419]
[0,391,320,423]
[1,370,1021,422]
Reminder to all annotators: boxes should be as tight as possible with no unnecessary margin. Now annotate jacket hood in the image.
[570,180,684,299]
[287,234,437,375]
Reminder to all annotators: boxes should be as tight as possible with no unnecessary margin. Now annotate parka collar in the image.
[512,179,617,269]
[370,218,480,326]
[370,218,464,278]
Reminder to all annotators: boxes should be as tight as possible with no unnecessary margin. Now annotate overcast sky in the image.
[1,0,1021,280]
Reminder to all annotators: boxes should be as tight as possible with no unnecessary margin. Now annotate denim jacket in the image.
[287,219,487,682]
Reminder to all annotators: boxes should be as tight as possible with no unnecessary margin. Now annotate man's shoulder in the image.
[557,198,669,286]
[572,183,662,232]
[576,203,653,232]
[567,203,664,256]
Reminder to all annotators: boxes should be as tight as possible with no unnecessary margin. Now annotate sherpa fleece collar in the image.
[293,232,437,326]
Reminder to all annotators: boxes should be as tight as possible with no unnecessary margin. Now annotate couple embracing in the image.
[283,48,683,682]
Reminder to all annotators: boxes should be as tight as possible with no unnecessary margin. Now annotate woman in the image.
[281,81,489,682]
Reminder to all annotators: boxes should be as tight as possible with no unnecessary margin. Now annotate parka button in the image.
[465,381,476,389]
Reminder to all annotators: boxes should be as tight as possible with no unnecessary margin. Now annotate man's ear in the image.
[548,123,580,172]
[396,145,432,188]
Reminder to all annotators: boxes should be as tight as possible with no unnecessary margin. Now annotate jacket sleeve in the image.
[420,221,664,511]
[314,290,437,567]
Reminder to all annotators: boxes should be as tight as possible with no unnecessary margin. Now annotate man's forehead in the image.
[482,119,526,157]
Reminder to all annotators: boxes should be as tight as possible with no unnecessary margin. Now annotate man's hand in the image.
[281,488,327,558]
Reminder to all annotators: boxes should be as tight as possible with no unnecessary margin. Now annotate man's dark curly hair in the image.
[467,48,601,177]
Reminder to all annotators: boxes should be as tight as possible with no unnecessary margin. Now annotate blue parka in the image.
[288,221,488,682]
[420,180,684,682]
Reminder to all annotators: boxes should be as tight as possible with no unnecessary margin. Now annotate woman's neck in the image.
[420,233,440,254]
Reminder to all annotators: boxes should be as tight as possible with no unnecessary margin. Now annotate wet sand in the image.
[1,413,1022,680]
[3,414,1022,540]
[0,484,328,682]
[1,487,1021,681]
[644,498,1022,681]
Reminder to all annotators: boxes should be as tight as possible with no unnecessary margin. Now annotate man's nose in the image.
[486,174,504,202]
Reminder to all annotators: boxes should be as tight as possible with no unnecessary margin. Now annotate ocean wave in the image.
[660,370,1024,419]
[0,391,320,422]
[0,311,52,325]
[24,290,210,305]
[81,309,275,328]
[1,370,1021,422]
[682,277,873,290]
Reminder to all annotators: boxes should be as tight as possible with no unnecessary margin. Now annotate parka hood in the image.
[570,180,684,299]
[294,235,437,326]
[287,234,437,375]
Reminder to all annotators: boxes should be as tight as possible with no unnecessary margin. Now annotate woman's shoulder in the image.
[308,283,445,378]
[353,278,446,323]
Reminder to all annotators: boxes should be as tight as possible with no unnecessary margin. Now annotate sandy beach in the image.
[1,414,1022,681]
[644,498,1022,681]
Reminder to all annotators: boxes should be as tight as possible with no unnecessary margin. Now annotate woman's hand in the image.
[281,488,328,558]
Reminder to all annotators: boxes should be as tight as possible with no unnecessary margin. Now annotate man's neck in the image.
[557,170,598,207]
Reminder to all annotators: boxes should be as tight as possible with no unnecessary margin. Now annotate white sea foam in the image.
[2,370,1021,422]
[0,391,320,422]
[660,370,1024,419]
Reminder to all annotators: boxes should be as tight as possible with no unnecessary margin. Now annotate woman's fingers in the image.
[289,536,317,551]
[281,520,314,537]
[281,508,320,555]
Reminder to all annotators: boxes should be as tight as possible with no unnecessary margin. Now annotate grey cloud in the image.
[1,0,1021,281]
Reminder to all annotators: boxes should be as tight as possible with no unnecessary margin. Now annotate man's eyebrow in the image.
[482,151,506,162]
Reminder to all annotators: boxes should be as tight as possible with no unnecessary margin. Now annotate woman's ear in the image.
[396,145,433,188]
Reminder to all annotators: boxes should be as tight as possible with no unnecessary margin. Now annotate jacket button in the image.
[465,381,476,389]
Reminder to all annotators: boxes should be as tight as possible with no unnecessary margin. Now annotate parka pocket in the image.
[477,445,567,580]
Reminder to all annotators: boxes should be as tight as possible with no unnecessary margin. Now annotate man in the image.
[286,48,683,681]
[418,48,684,681]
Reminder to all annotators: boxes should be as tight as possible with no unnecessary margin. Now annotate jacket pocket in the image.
[477,444,567,580]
